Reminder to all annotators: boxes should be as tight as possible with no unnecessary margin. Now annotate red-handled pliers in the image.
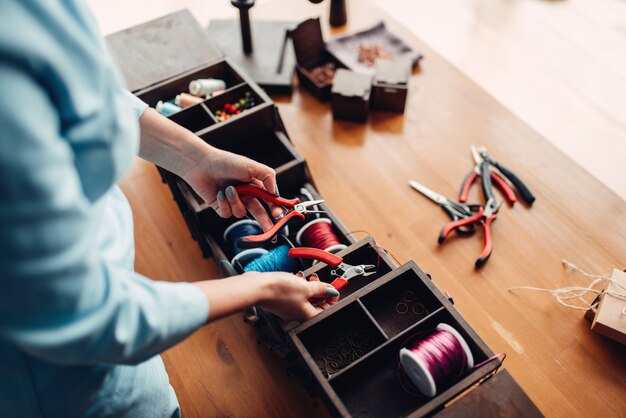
[459,146,517,204]
[235,184,325,247]
[288,247,376,291]
[438,197,502,269]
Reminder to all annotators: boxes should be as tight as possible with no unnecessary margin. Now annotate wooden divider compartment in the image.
[167,104,216,133]
[136,60,245,107]
[289,262,501,418]
[359,269,442,338]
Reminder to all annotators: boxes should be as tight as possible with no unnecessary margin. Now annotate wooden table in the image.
[119,0,626,416]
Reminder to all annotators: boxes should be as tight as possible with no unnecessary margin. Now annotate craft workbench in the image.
[115,0,626,416]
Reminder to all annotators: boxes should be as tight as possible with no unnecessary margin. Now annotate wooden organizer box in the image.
[107,9,536,418]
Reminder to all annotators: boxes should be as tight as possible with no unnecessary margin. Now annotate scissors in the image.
[409,180,480,236]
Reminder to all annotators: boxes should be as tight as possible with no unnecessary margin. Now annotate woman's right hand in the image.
[256,271,340,321]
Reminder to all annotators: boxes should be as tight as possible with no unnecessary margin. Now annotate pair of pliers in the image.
[438,197,502,268]
[476,146,536,205]
[288,247,376,291]
[459,145,517,204]
[409,180,481,236]
[235,184,325,247]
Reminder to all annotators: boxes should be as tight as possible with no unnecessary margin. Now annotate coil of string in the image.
[223,220,263,257]
[299,219,343,251]
[243,245,299,273]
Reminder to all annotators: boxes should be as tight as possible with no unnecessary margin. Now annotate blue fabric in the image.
[0,2,209,417]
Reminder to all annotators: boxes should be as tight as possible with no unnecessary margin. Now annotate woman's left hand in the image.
[182,147,282,231]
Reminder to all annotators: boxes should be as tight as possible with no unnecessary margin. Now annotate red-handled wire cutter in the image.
[235,184,325,247]
[438,197,502,269]
[288,247,376,291]
[459,145,517,204]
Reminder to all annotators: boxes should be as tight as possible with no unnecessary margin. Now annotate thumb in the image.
[307,281,340,299]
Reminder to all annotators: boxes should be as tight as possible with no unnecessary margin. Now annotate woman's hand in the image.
[182,147,282,231]
[192,271,340,323]
[137,108,281,231]
[256,272,340,321]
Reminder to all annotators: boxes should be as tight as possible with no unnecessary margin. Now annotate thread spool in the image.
[243,245,299,273]
[399,323,474,397]
[155,100,182,116]
[297,218,347,254]
[189,78,227,97]
[224,219,263,253]
[174,92,204,108]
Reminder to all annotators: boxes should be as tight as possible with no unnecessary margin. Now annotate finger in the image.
[251,178,284,219]
[307,280,339,299]
[309,273,320,282]
[225,186,247,218]
[214,190,233,218]
[248,161,277,197]
[242,196,274,231]
[302,303,323,320]
[296,271,304,278]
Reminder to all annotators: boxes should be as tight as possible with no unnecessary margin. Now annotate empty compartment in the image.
[204,84,265,123]
[360,268,443,338]
[296,302,386,379]
[137,60,245,107]
[302,237,396,299]
[330,309,497,418]
[167,105,215,133]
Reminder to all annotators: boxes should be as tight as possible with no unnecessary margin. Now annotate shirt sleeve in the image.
[0,62,209,366]
[123,88,149,120]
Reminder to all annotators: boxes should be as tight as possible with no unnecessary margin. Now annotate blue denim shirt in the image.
[0,2,209,417]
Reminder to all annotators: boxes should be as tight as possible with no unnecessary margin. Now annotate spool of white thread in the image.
[189,78,227,97]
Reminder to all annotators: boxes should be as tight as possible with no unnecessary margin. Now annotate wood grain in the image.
[116,0,626,416]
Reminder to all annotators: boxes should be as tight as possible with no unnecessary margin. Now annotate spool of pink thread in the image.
[399,323,474,397]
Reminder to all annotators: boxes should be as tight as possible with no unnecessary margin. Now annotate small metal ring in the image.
[324,346,338,357]
[412,303,426,315]
[396,302,409,315]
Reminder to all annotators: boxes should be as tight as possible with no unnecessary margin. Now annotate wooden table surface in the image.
[119,0,626,416]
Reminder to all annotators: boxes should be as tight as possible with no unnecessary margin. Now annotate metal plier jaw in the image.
[331,263,377,281]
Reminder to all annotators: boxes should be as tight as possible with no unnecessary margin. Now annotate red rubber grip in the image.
[475,215,496,269]
[330,277,349,291]
[491,172,517,204]
[438,208,484,243]
[288,247,343,267]
[459,171,478,203]
[241,211,304,243]
[235,184,300,207]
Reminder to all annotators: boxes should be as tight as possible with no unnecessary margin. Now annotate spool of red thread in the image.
[296,218,347,254]
[399,323,474,397]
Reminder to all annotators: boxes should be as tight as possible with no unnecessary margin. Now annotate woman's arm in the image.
[137,108,282,230]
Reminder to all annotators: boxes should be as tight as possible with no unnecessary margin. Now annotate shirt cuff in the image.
[155,281,209,337]
[123,89,149,120]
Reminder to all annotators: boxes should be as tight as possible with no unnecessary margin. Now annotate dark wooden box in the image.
[289,261,502,418]
[291,18,347,101]
[331,69,373,123]
[371,58,411,113]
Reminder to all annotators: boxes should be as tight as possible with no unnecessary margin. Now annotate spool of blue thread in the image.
[156,100,182,116]
[223,219,264,256]
[243,245,299,273]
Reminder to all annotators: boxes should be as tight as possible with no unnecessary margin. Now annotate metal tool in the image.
[235,184,326,246]
[476,146,536,205]
[438,197,502,268]
[459,145,517,204]
[409,180,480,235]
[288,247,376,291]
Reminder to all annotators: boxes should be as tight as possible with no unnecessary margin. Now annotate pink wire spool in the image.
[399,323,474,398]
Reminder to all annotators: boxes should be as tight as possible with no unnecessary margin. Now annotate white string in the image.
[508,260,626,311]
